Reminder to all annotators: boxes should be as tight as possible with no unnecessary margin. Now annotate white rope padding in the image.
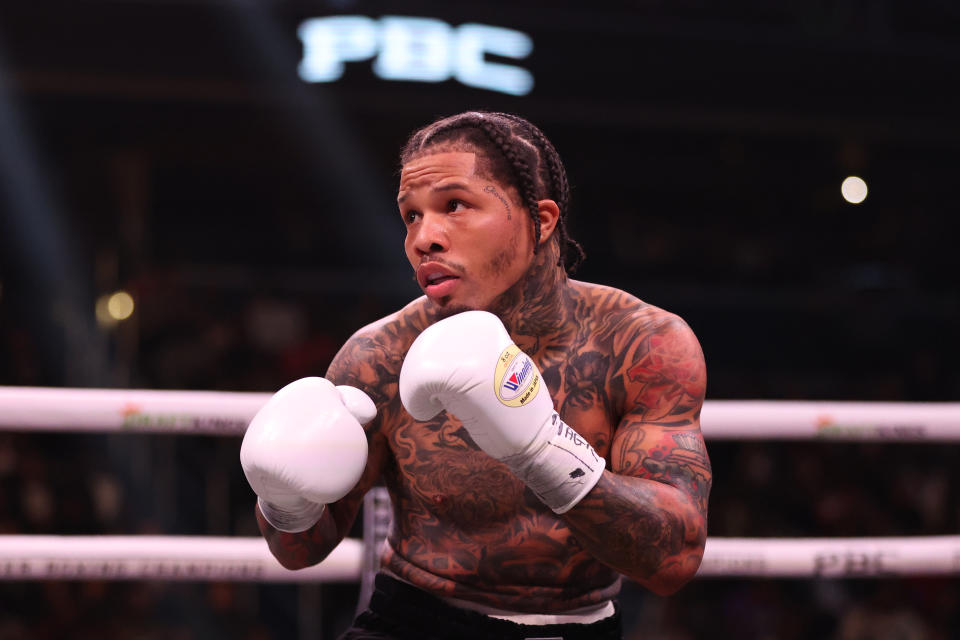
[702,400,960,441]
[700,535,960,578]
[1,386,959,441]
[0,386,270,435]
[0,535,362,582]
[1,535,957,581]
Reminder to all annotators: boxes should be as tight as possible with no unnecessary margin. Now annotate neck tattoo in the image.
[490,241,569,345]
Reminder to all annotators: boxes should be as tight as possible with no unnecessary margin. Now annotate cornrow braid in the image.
[474,116,544,254]
[497,113,585,273]
[400,111,586,274]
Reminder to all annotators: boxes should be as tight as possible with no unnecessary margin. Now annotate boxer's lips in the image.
[417,264,461,298]
[425,278,459,298]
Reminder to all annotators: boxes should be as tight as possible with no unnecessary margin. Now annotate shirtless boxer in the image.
[241,111,712,639]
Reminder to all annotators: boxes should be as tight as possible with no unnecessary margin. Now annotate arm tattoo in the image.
[560,300,711,590]
[613,423,711,519]
[566,473,691,580]
[620,318,707,424]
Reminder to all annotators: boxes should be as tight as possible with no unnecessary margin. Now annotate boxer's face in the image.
[398,151,535,312]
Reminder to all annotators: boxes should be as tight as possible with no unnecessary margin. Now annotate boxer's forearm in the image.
[562,471,707,595]
[256,502,344,570]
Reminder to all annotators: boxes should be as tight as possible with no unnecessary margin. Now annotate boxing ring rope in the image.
[1,385,959,581]
[2,386,959,440]
[0,536,364,582]
[1,534,958,581]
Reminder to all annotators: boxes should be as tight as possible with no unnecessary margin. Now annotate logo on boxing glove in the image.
[494,345,541,407]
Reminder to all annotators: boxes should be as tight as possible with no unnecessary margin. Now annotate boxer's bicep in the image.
[609,315,711,513]
[609,417,711,518]
[571,319,710,588]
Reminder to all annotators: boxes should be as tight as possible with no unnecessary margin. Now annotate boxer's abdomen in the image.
[381,417,620,612]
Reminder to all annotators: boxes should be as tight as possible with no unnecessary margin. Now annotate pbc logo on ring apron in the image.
[494,345,540,407]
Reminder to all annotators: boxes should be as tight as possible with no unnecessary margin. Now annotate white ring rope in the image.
[0,535,957,581]
[1,386,958,583]
[700,535,960,578]
[703,400,960,441]
[1,386,959,441]
[0,386,269,435]
[0,535,364,582]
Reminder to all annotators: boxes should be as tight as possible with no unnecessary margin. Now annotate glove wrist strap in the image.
[258,497,326,533]
[505,412,606,514]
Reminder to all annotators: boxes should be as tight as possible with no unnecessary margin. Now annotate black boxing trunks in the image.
[338,573,622,640]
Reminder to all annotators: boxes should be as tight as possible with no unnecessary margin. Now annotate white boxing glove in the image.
[399,311,605,514]
[240,377,374,532]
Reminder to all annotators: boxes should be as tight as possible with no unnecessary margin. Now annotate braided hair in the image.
[400,111,585,274]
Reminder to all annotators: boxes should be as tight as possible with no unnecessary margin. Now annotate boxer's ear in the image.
[535,199,560,244]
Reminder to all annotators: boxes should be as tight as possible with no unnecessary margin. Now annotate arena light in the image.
[841,176,868,204]
[298,15,534,95]
[95,290,135,327]
[107,291,135,320]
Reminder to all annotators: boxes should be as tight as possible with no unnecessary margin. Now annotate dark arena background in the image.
[1,2,959,638]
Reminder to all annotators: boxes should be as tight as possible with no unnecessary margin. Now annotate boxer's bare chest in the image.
[391,291,615,479]
[377,288,641,536]
[373,320,633,608]
[351,285,663,607]
[385,359,615,533]
[324,280,680,606]
[379,332,620,574]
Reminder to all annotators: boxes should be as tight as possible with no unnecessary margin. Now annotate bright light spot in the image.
[95,290,135,327]
[107,291,135,320]
[841,176,868,204]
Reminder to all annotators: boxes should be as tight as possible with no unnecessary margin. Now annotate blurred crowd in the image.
[1,282,958,639]
[1,0,957,636]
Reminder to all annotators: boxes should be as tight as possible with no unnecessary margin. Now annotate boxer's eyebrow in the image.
[397,182,473,204]
[432,182,471,194]
[398,182,473,204]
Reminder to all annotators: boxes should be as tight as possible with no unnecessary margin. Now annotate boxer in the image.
[242,111,712,639]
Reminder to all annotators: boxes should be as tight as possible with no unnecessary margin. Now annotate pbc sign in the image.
[297,16,534,95]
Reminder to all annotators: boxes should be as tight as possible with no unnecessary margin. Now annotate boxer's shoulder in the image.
[568,279,667,318]
[326,299,431,406]
[558,281,703,416]
[344,298,436,356]
[351,297,432,347]
[565,280,690,345]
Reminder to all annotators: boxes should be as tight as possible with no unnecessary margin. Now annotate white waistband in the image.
[440,595,616,625]
[381,567,615,625]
